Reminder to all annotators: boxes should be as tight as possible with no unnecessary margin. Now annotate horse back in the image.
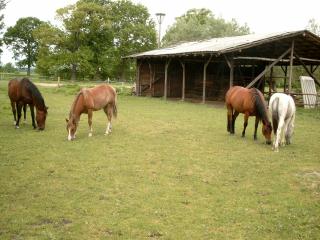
[84,84,116,110]
[225,86,254,114]
[269,93,296,123]
[8,79,20,102]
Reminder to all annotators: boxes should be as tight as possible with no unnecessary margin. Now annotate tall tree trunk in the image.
[71,63,77,81]
[27,45,31,76]
[119,59,126,81]
[27,66,31,76]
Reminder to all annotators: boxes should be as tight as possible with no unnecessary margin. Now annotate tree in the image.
[0,0,6,56]
[3,17,43,75]
[35,1,113,81]
[307,18,320,36]
[84,0,157,81]
[162,8,250,47]
[35,0,157,81]
[1,62,17,73]
[107,0,157,81]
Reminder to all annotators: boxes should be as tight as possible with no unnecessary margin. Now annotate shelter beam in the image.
[202,55,213,103]
[179,60,186,101]
[288,40,294,93]
[246,47,291,88]
[164,59,171,100]
[224,55,234,87]
[294,52,320,87]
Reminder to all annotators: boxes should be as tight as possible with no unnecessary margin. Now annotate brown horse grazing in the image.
[65,84,117,141]
[225,86,272,144]
[8,78,48,130]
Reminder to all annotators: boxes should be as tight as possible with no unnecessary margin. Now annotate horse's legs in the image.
[10,101,17,125]
[231,111,239,134]
[23,104,27,123]
[15,103,23,129]
[273,117,285,152]
[254,117,259,140]
[104,104,113,135]
[281,119,289,146]
[88,109,93,137]
[29,104,36,129]
[227,106,233,133]
[241,112,249,137]
[285,113,295,145]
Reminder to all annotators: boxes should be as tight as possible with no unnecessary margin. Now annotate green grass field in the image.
[0,80,319,239]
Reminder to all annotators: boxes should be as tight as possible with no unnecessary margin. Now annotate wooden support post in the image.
[246,47,291,88]
[282,66,288,92]
[224,55,234,87]
[294,52,320,87]
[288,40,294,93]
[180,61,186,101]
[202,55,213,103]
[136,62,142,96]
[268,67,273,100]
[164,59,171,100]
[148,63,152,92]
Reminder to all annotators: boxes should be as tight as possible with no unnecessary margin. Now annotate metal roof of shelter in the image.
[127,30,320,59]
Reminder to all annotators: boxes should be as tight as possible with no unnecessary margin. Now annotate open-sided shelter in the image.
[127,30,320,102]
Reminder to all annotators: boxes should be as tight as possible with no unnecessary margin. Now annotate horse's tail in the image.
[112,89,118,119]
[271,96,279,135]
[113,103,117,119]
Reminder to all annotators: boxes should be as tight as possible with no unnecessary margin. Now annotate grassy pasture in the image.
[0,80,319,239]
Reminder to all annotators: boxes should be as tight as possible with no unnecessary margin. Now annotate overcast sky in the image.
[2,0,320,64]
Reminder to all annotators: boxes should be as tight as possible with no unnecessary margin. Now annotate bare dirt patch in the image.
[35,83,63,87]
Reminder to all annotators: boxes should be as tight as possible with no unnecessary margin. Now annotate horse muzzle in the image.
[266,140,272,145]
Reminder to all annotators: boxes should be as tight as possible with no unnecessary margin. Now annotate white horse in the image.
[269,93,296,152]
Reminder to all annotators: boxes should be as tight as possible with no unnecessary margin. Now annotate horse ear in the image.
[65,118,69,123]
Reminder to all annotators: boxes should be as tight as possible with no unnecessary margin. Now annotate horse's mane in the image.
[251,88,269,121]
[22,78,47,112]
[69,91,83,119]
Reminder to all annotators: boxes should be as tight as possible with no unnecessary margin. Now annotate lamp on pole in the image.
[155,13,165,48]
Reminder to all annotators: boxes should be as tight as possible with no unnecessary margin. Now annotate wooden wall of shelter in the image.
[137,56,267,101]
[132,30,320,103]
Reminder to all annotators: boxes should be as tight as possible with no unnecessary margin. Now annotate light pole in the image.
[155,13,165,48]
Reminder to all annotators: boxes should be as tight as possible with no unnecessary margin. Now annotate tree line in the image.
[1,0,319,82]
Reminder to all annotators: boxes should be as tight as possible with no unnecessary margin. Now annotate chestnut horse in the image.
[8,78,48,130]
[225,86,272,144]
[65,84,117,141]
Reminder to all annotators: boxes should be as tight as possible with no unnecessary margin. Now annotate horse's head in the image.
[36,106,48,130]
[262,120,272,145]
[66,116,77,141]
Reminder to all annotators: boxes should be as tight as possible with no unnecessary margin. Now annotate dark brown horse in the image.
[225,86,272,144]
[8,78,48,130]
[65,84,117,141]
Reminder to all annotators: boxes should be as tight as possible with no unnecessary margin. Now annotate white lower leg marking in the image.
[105,122,111,135]
[68,129,72,141]
[88,126,93,137]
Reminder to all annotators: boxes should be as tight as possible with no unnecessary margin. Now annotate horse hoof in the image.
[15,126,19,129]
[88,133,92,137]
